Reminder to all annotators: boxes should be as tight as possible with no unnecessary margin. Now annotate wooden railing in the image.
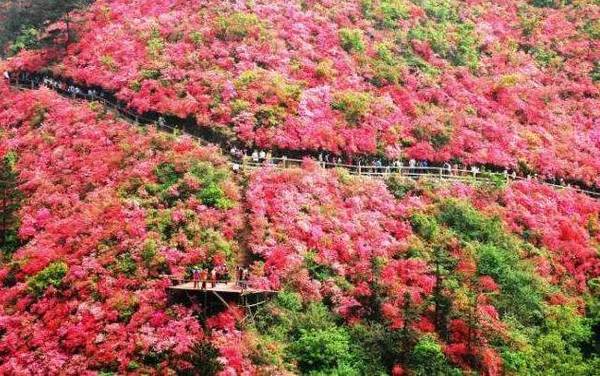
[9,79,600,198]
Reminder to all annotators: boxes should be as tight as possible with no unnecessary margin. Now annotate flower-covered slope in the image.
[244,162,600,375]
[0,81,244,374]
[9,0,600,185]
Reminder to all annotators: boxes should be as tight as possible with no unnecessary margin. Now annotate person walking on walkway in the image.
[443,162,452,175]
[158,116,166,129]
[192,268,200,289]
[200,268,208,290]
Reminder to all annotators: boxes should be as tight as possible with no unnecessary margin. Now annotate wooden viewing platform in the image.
[165,278,278,322]
[168,281,277,296]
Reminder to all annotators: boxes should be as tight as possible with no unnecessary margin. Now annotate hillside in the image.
[0,0,599,375]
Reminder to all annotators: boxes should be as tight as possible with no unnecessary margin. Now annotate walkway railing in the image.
[7,77,600,199]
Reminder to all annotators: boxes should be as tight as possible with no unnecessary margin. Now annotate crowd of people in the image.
[190,265,251,292]
[4,70,593,195]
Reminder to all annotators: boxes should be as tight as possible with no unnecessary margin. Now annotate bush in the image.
[276,291,303,312]
[408,22,452,58]
[362,0,410,29]
[216,12,263,41]
[410,213,439,241]
[339,28,365,53]
[421,0,459,22]
[154,162,181,190]
[331,91,372,124]
[146,28,164,58]
[198,183,233,209]
[583,19,600,40]
[409,335,460,375]
[437,200,503,243]
[115,252,137,276]
[454,23,480,70]
[8,26,39,56]
[289,326,352,374]
[27,261,68,296]
[385,174,416,199]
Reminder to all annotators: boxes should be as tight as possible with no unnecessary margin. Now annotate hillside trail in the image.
[7,75,600,202]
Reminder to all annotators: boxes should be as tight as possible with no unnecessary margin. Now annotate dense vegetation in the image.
[0,0,599,374]
[244,163,600,375]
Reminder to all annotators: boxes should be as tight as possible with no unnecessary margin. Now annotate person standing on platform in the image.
[192,268,200,289]
[210,268,217,288]
[200,268,208,290]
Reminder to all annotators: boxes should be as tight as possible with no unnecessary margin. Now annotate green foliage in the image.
[146,28,164,59]
[339,28,365,53]
[385,174,416,199]
[254,301,383,374]
[411,213,439,241]
[437,199,504,244]
[530,0,567,8]
[140,69,161,80]
[510,305,599,376]
[419,0,460,22]
[254,105,286,128]
[189,31,203,45]
[361,0,410,29]
[532,47,562,68]
[583,19,600,40]
[331,91,372,124]
[216,12,263,41]
[154,162,182,190]
[0,153,23,258]
[476,243,544,325]
[198,182,233,209]
[408,20,480,70]
[100,55,119,72]
[27,261,68,296]
[370,43,403,86]
[115,252,137,276]
[126,361,140,371]
[591,61,600,82]
[289,326,352,374]
[8,27,40,56]
[304,250,335,282]
[276,291,303,312]
[409,335,461,376]
[454,23,480,70]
